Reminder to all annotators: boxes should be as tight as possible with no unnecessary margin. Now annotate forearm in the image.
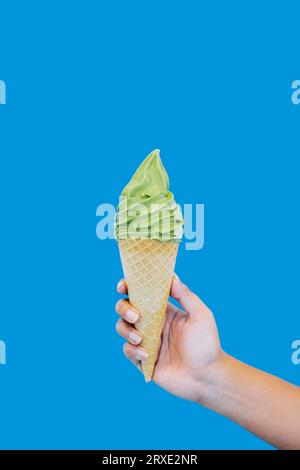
[200,353,300,449]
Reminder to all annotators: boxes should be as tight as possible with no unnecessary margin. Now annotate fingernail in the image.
[136,349,148,360]
[126,309,139,323]
[117,280,124,292]
[128,331,142,345]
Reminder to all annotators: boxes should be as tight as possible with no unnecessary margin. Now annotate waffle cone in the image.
[118,239,178,382]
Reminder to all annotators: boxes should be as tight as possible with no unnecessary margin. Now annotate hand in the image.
[115,276,225,403]
[116,277,300,449]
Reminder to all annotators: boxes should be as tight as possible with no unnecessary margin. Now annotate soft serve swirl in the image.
[115,149,183,241]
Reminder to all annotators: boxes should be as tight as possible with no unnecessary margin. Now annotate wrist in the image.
[195,350,234,406]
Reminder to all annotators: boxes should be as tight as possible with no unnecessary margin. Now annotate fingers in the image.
[116,279,139,323]
[166,302,179,316]
[116,318,142,345]
[170,276,209,320]
[123,342,149,362]
[117,279,127,294]
[115,298,140,324]
[116,279,145,374]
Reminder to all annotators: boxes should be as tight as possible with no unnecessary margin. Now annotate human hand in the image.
[115,276,225,403]
[115,276,300,449]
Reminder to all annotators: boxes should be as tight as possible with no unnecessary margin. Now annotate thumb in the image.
[170,275,208,320]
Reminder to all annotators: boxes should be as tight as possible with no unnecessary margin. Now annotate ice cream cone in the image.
[118,239,178,382]
[115,149,183,381]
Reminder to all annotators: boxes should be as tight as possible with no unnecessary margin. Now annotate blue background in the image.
[0,0,299,450]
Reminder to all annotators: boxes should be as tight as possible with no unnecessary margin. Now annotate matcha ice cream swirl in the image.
[115,149,183,241]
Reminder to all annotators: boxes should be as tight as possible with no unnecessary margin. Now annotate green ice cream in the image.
[115,149,183,241]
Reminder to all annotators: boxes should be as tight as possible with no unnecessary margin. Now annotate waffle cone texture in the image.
[118,239,178,382]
